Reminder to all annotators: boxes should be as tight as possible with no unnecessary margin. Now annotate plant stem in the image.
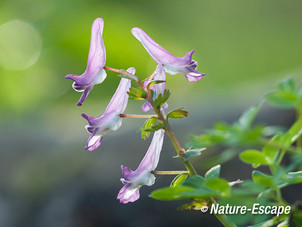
[151,170,189,175]
[113,66,198,176]
[297,106,302,151]
[211,198,237,227]
[277,149,286,165]
[215,213,237,227]
[260,139,298,154]
[104,66,140,83]
[120,114,157,119]
[164,123,198,176]
[145,95,198,176]
[108,66,236,227]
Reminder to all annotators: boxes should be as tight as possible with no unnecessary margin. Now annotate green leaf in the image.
[262,126,285,136]
[240,150,269,166]
[138,117,157,139]
[298,83,302,98]
[150,186,194,201]
[146,80,166,90]
[278,77,295,92]
[281,115,302,146]
[180,187,219,198]
[183,147,205,161]
[285,171,302,184]
[262,135,281,164]
[238,101,263,130]
[290,201,302,226]
[182,175,205,188]
[179,176,231,198]
[266,78,299,108]
[167,108,189,119]
[170,173,188,188]
[266,92,297,108]
[127,87,147,100]
[205,178,230,195]
[154,89,170,109]
[144,120,166,132]
[205,165,221,179]
[178,200,207,210]
[252,171,274,187]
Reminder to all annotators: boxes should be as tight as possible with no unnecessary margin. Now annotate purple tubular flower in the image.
[117,129,165,204]
[65,18,106,106]
[81,67,134,151]
[131,27,205,82]
[142,64,168,112]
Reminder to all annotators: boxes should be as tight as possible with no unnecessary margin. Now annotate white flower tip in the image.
[131,27,144,40]
[127,67,136,75]
[93,18,104,26]
[92,18,104,33]
[131,27,141,34]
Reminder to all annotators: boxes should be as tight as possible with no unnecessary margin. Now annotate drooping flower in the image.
[117,129,165,204]
[81,67,134,151]
[131,27,205,82]
[142,64,168,112]
[65,18,106,106]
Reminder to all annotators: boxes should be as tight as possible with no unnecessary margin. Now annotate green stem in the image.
[211,199,237,227]
[120,114,157,119]
[104,66,144,87]
[215,213,237,227]
[297,106,302,151]
[106,66,236,227]
[164,123,198,176]
[277,149,286,165]
[145,95,197,176]
[151,170,189,175]
[260,139,298,154]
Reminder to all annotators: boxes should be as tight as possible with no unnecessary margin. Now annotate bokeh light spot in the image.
[0,19,41,70]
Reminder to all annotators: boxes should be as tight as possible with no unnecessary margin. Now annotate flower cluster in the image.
[66,18,205,203]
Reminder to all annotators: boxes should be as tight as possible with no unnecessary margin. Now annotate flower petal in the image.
[141,64,167,112]
[137,129,165,171]
[131,27,179,65]
[132,27,205,81]
[163,102,169,110]
[117,184,140,204]
[153,64,166,94]
[77,86,92,106]
[65,18,107,105]
[84,132,103,151]
[185,73,205,82]
[86,18,106,75]
[121,165,134,179]
[104,68,134,115]
[81,68,133,151]
[142,102,151,112]
[117,130,164,204]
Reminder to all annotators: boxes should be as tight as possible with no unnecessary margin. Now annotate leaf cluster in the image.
[266,78,302,109]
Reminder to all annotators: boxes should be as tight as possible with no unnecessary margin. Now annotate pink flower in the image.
[81,68,135,151]
[142,64,168,112]
[132,27,205,82]
[117,129,165,204]
[65,18,106,106]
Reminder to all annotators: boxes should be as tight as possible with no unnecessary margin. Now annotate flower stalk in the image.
[109,66,198,176]
[120,114,157,119]
[151,170,189,175]
[210,198,238,227]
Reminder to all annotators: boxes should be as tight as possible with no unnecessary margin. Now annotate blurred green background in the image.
[0,0,302,226]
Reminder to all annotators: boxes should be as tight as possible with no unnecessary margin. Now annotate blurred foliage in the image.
[151,78,302,226]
